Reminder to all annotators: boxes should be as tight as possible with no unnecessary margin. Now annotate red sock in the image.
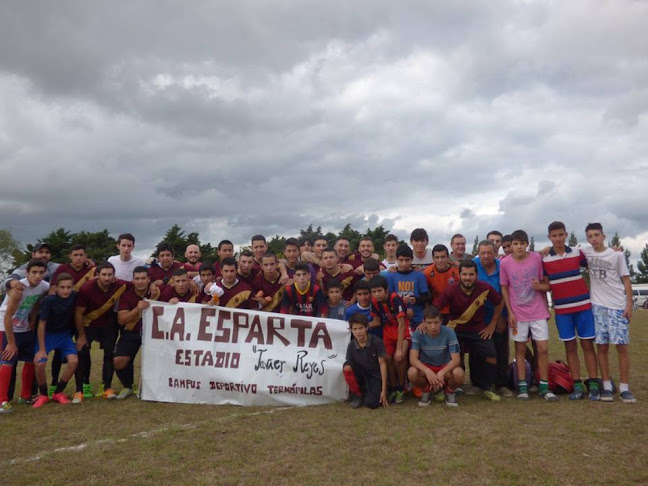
[21,362,35,399]
[0,365,13,403]
[343,368,362,397]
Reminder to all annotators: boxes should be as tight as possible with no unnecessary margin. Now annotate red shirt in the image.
[52,263,97,290]
[148,261,183,283]
[183,262,201,273]
[322,268,358,301]
[76,279,130,328]
[281,283,328,317]
[160,286,199,303]
[433,281,501,332]
[117,286,159,332]
[251,272,284,313]
[214,278,254,309]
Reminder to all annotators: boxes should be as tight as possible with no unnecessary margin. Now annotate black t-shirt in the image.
[39,292,77,333]
[345,334,386,380]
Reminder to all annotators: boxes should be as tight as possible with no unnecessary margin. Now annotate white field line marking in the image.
[7,406,294,466]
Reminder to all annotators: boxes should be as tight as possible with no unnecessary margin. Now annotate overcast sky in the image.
[1,1,647,261]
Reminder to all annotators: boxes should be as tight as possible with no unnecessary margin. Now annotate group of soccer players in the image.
[0,220,637,413]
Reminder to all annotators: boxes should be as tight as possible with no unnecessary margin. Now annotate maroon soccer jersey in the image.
[214,278,254,309]
[160,286,199,303]
[183,262,201,273]
[52,263,96,290]
[251,272,285,313]
[322,269,358,301]
[76,279,130,328]
[433,281,501,332]
[212,261,223,279]
[344,252,364,269]
[237,268,259,286]
[117,286,159,332]
[148,261,183,283]
[281,283,328,317]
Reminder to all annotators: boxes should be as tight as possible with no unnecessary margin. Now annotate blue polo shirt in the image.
[474,257,503,323]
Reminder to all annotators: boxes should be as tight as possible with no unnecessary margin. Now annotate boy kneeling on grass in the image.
[408,305,464,407]
[343,313,389,409]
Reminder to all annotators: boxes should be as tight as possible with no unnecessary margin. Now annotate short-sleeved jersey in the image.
[327,301,346,321]
[370,293,407,329]
[285,263,317,287]
[412,248,434,269]
[251,272,285,313]
[148,261,183,284]
[434,281,501,332]
[76,279,129,328]
[0,278,50,333]
[214,278,254,309]
[386,270,428,324]
[581,246,630,310]
[474,257,504,323]
[542,246,590,314]
[423,264,459,314]
[500,253,549,322]
[117,286,160,332]
[160,286,199,304]
[183,262,201,273]
[237,269,259,287]
[281,283,328,317]
[345,334,386,380]
[344,252,365,269]
[321,268,358,301]
[39,292,77,333]
[52,263,96,290]
[411,326,460,367]
[344,303,378,338]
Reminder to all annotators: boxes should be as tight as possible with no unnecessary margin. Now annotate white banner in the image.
[140,301,350,406]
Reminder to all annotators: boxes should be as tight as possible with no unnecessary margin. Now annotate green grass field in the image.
[2,311,647,485]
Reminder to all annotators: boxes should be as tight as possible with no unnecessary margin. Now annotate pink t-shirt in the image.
[500,252,549,322]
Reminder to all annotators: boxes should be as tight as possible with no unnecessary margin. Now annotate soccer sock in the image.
[51,350,62,386]
[55,380,68,394]
[115,367,133,389]
[603,380,613,392]
[518,380,528,393]
[39,384,48,397]
[619,383,629,393]
[588,380,599,390]
[343,368,362,397]
[574,379,583,391]
[21,362,35,399]
[539,380,549,395]
[0,365,14,403]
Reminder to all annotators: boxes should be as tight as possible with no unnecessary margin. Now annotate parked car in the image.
[632,285,648,309]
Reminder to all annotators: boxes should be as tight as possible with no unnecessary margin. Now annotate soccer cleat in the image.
[434,391,446,403]
[103,388,117,399]
[445,392,458,407]
[17,396,34,405]
[72,392,84,404]
[387,391,397,403]
[32,395,50,408]
[52,392,71,405]
[83,383,93,398]
[48,385,56,398]
[620,391,637,403]
[517,391,530,400]
[116,388,133,400]
[541,391,559,402]
[497,386,514,397]
[483,390,501,402]
[465,385,480,396]
[589,388,601,401]
[348,393,362,409]
[0,401,13,413]
[454,387,464,395]
[418,392,431,407]
[94,384,105,397]
[569,389,584,400]
[394,391,405,404]
[600,390,614,402]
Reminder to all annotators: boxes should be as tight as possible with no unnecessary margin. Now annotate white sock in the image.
[619,383,629,393]
[603,380,613,391]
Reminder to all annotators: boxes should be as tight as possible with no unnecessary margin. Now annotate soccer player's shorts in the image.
[554,310,595,341]
[114,330,142,358]
[592,304,629,345]
[1,331,35,365]
[383,325,412,356]
[83,326,118,351]
[510,319,549,342]
[455,330,496,359]
[34,331,77,362]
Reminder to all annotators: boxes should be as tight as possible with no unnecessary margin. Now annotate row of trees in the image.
[2,225,648,283]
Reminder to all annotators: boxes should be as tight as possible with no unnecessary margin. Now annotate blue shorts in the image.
[34,331,78,363]
[1,331,35,365]
[555,309,595,341]
[592,304,629,345]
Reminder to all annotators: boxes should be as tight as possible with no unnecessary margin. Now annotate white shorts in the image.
[510,319,549,342]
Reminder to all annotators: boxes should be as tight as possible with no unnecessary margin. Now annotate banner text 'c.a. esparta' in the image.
[148,305,334,350]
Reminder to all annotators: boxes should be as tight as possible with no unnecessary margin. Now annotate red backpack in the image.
[535,361,574,393]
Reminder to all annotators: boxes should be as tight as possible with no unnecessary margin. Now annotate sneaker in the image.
[569,389,584,400]
[483,390,501,402]
[418,392,431,407]
[72,392,84,404]
[349,393,362,409]
[620,391,637,403]
[465,385,480,395]
[589,387,601,401]
[95,384,105,398]
[517,391,530,400]
[387,391,397,403]
[601,389,614,402]
[455,387,464,396]
[17,396,34,405]
[52,392,71,405]
[48,385,56,399]
[103,388,117,400]
[0,401,12,414]
[434,390,445,403]
[529,384,539,394]
[116,388,133,400]
[83,383,93,399]
[394,391,405,404]
[497,386,514,397]
[445,392,458,407]
[32,395,50,408]
[541,391,559,402]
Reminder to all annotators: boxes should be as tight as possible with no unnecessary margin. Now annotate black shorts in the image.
[114,330,141,359]
[344,361,382,409]
[455,330,496,359]
[83,326,117,351]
